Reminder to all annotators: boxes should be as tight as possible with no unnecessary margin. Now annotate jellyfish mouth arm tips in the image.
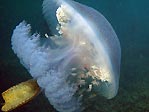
[11,20,82,112]
[1,80,40,112]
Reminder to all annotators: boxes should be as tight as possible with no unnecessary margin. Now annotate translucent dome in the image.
[11,0,121,112]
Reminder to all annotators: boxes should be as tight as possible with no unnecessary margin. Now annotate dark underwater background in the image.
[0,0,148,112]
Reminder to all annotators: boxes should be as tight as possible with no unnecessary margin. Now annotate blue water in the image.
[0,0,148,112]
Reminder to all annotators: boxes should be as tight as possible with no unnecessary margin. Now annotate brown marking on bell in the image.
[1,79,40,112]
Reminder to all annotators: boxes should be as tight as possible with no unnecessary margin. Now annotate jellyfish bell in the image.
[43,0,121,99]
[2,0,121,112]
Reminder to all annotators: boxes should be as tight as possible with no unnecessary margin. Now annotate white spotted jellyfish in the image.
[1,0,121,112]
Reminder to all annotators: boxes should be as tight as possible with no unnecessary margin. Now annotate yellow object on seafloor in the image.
[1,79,40,112]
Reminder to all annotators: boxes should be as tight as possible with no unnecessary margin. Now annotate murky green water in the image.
[0,0,148,112]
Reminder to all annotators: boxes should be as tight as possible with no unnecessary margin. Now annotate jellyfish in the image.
[2,0,121,112]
